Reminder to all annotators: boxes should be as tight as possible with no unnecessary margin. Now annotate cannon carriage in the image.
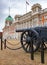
[16,26,47,53]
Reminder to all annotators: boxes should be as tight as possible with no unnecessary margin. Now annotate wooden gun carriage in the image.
[16,26,47,53]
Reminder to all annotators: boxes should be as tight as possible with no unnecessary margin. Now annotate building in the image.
[3,15,16,39]
[3,3,47,40]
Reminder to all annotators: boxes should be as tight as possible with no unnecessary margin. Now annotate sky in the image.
[0,0,47,32]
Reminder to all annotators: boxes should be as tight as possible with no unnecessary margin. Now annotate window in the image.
[33,8,36,13]
[44,16,47,19]
[33,18,38,27]
[44,21,47,26]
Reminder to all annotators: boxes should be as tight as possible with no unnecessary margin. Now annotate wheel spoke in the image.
[29,44,31,52]
[23,43,27,46]
[28,31,33,37]
[23,35,26,39]
[43,43,46,49]
[26,44,29,50]
[33,39,38,46]
[28,31,30,36]
[32,35,36,39]
[22,39,26,42]
[25,32,28,36]
[33,45,36,50]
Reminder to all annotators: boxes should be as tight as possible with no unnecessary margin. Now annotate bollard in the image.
[4,39,6,49]
[1,36,3,50]
[41,41,44,63]
[30,41,34,60]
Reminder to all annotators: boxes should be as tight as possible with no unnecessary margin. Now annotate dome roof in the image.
[6,15,13,21]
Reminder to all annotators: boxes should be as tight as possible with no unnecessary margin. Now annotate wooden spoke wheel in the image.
[40,42,47,50]
[43,42,47,50]
[21,31,40,53]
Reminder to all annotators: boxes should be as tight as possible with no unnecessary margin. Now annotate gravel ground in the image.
[0,39,47,65]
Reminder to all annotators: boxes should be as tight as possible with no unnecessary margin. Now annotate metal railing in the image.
[4,39,22,50]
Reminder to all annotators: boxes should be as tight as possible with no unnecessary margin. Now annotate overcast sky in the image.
[0,0,47,31]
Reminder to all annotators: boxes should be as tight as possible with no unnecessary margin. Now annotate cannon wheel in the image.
[40,41,47,50]
[21,30,40,53]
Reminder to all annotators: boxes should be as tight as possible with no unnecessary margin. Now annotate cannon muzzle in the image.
[16,28,31,32]
[16,29,25,32]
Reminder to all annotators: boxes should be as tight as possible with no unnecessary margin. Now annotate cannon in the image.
[16,26,47,53]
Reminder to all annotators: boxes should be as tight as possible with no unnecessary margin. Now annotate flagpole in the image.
[9,7,10,16]
[9,0,11,15]
[26,0,29,13]
[26,2,27,13]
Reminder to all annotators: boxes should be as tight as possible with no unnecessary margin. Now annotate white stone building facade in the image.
[3,3,47,40]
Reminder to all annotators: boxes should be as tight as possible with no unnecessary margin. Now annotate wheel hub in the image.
[26,36,31,44]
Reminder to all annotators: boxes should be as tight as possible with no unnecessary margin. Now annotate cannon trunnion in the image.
[16,26,47,53]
